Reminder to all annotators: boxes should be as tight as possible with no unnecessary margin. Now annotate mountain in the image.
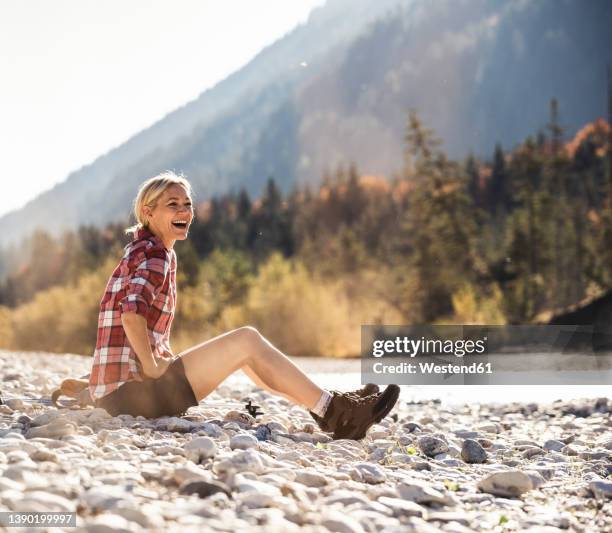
[1,0,610,248]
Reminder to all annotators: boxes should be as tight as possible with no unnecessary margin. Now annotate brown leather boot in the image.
[309,383,379,432]
[346,383,380,398]
[310,385,400,440]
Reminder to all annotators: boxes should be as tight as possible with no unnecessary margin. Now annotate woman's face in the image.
[144,184,194,247]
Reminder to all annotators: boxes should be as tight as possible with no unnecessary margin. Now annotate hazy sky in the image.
[0,0,325,217]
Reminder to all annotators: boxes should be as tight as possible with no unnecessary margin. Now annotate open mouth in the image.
[171,220,189,230]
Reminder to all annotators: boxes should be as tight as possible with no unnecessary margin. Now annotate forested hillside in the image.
[0,0,610,247]
[1,109,609,356]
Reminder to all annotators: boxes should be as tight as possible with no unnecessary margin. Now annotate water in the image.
[225,356,612,407]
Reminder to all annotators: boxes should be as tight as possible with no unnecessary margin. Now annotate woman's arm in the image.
[121,312,170,379]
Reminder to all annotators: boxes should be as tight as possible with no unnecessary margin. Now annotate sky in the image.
[0,0,325,218]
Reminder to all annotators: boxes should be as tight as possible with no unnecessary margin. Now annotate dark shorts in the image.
[95,357,198,418]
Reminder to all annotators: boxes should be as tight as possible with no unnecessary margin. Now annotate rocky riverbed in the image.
[0,350,611,532]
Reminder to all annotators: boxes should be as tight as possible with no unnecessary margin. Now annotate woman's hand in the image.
[158,348,176,362]
[143,356,172,379]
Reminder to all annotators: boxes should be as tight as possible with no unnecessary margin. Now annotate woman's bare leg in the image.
[179,326,323,410]
[240,364,298,404]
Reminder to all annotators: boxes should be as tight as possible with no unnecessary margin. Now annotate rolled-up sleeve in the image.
[119,245,169,318]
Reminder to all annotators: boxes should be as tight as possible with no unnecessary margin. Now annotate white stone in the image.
[12,491,74,512]
[87,408,113,421]
[325,490,371,506]
[156,417,195,433]
[172,462,212,485]
[320,509,366,533]
[195,422,225,438]
[5,398,24,410]
[477,470,534,498]
[235,476,281,497]
[294,470,328,488]
[235,492,276,508]
[377,496,426,518]
[351,463,387,484]
[30,410,61,428]
[213,449,266,475]
[6,450,29,463]
[83,513,139,533]
[25,417,77,439]
[230,433,259,450]
[397,479,450,505]
[114,505,165,529]
[0,439,38,454]
[184,436,217,462]
[81,486,135,512]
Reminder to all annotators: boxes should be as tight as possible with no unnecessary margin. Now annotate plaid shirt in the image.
[88,226,177,401]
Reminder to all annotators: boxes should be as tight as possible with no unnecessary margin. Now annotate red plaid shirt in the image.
[88,226,177,401]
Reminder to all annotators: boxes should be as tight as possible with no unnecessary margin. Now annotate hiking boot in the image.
[309,383,379,432]
[310,385,400,440]
[346,383,380,399]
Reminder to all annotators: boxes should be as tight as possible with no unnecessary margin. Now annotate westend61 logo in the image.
[372,336,488,358]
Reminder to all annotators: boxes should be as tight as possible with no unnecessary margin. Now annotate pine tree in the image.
[488,143,509,215]
[544,97,575,308]
[395,109,480,321]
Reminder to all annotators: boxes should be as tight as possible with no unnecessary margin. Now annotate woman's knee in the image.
[235,325,262,344]
[234,326,264,360]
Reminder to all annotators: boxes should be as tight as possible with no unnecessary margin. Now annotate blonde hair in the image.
[125,171,193,236]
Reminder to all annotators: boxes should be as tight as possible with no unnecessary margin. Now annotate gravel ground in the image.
[0,350,610,532]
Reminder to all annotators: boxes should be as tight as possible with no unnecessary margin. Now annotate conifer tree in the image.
[396,109,479,321]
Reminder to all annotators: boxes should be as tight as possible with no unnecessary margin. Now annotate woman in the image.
[88,171,400,440]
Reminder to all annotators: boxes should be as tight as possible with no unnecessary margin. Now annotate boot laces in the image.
[339,390,382,409]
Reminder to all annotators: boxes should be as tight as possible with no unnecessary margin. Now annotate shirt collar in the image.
[134,225,170,252]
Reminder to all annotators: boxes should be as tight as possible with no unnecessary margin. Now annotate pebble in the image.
[418,435,449,457]
[562,444,579,456]
[82,513,136,533]
[173,462,212,484]
[81,485,135,512]
[461,439,487,463]
[229,433,258,450]
[589,481,612,500]
[156,417,194,433]
[223,410,255,426]
[255,424,272,441]
[30,448,59,462]
[0,350,610,532]
[397,479,450,505]
[477,470,534,498]
[235,476,281,497]
[294,470,328,488]
[523,447,546,459]
[12,491,74,512]
[114,505,165,530]
[377,496,426,518]
[179,479,232,499]
[320,509,366,533]
[351,462,387,484]
[25,417,77,439]
[325,490,371,506]
[402,422,422,433]
[184,436,217,462]
[543,439,565,452]
[4,398,24,410]
[213,449,266,475]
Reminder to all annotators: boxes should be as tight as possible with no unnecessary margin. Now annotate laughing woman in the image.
[88,172,399,440]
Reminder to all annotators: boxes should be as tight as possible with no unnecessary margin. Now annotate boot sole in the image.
[373,384,400,424]
[333,384,400,440]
